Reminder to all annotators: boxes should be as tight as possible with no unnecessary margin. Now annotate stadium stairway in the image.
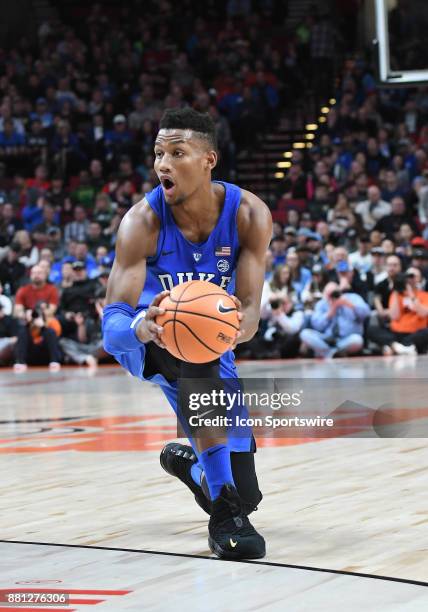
[235,113,308,209]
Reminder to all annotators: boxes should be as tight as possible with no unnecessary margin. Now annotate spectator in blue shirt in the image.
[29,98,54,129]
[0,119,26,149]
[300,281,370,358]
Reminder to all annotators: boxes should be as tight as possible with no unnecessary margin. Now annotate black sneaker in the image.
[208,484,266,560]
[160,442,212,515]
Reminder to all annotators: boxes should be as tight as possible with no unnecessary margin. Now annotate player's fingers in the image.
[146,320,163,336]
[146,305,166,320]
[231,329,244,350]
[237,311,244,322]
[230,295,242,310]
[151,290,170,307]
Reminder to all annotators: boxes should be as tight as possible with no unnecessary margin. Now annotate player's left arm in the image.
[234,190,272,344]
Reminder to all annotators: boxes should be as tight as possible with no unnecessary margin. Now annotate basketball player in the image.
[103,108,272,559]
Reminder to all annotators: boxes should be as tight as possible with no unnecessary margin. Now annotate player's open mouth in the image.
[160,176,176,195]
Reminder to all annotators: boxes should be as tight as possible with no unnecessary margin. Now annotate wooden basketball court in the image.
[0,356,427,610]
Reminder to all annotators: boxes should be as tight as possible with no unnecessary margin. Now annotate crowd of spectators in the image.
[240,55,428,360]
[1,1,428,367]
[0,0,297,369]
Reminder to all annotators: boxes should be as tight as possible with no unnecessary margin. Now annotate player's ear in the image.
[206,150,217,171]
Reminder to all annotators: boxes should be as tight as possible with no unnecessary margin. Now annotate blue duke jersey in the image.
[139,180,241,309]
[104,179,253,452]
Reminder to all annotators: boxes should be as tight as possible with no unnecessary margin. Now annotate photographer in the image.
[368,268,428,355]
[14,264,59,322]
[59,295,109,367]
[260,294,305,358]
[14,302,62,372]
[300,282,370,358]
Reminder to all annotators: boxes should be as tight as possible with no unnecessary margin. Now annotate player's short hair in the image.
[159,107,217,151]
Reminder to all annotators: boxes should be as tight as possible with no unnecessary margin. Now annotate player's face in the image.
[154,129,217,206]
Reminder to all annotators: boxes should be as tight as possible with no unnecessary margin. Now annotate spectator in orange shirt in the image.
[14,264,59,321]
[368,267,428,355]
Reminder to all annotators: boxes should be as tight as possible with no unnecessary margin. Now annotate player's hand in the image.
[135,290,170,348]
[229,294,244,350]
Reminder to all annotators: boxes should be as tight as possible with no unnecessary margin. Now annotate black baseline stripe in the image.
[0,540,426,588]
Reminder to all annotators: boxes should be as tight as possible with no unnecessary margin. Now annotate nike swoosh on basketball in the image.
[229,538,238,548]
[161,250,174,256]
[217,300,236,314]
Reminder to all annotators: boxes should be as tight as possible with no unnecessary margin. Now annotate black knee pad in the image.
[200,451,262,516]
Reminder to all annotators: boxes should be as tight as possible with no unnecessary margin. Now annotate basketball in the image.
[155,280,240,363]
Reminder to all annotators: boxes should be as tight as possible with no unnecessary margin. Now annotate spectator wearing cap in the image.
[300,281,370,359]
[306,232,328,267]
[338,259,374,302]
[296,227,312,246]
[349,235,372,276]
[105,115,134,163]
[270,235,287,266]
[64,206,90,243]
[284,226,297,250]
[29,97,54,128]
[26,119,49,167]
[59,261,99,321]
[0,242,26,294]
[409,247,428,286]
[355,186,392,231]
[370,247,387,284]
[301,264,329,309]
[368,267,428,355]
[374,196,416,240]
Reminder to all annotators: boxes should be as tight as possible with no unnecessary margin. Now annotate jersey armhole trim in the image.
[145,193,165,265]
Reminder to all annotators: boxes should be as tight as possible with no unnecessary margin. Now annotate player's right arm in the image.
[103,200,168,354]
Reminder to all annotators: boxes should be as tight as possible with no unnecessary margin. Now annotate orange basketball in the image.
[155,280,240,363]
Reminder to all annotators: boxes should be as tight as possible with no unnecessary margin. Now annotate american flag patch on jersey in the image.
[215,245,231,256]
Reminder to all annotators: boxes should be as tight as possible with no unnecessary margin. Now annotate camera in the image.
[330,290,342,299]
[270,299,282,310]
[393,274,408,294]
